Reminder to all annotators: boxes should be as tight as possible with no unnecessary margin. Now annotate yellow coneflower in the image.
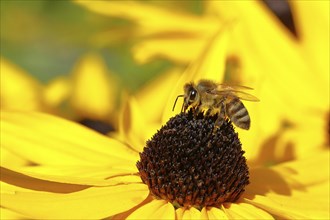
[1,53,119,134]
[1,108,328,219]
[1,30,329,219]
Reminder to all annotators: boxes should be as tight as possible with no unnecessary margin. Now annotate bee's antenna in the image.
[172,95,184,111]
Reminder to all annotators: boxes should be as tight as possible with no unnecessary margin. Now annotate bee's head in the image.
[172,82,200,113]
[183,83,199,112]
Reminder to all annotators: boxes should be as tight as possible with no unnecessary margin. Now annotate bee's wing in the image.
[208,89,260,102]
[217,84,254,90]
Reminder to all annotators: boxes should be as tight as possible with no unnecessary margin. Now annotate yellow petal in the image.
[1,166,89,193]
[118,96,158,152]
[1,147,28,167]
[248,110,327,166]
[1,111,138,165]
[136,67,181,123]
[274,124,327,162]
[127,199,175,219]
[74,1,222,64]
[0,57,43,111]
[187,27,228,82]
[200,207,209,220]
[1,181,35,194]
[223,203,274,219]
[245,183,329,219]
[161,28,228,123]
[175,207,185,219]
[176,207,202,220]
[247,152,329,196]
[204,207,228,220]
[149,201,175,219]
[2,165,141,190]
[1,183,149,219]
[132,38,209,64]
[272,151,329,187]
[245,153,329,219]
[0,207,26,220]
[181,207,201,220]
[292,1,330,87]
[70,53,117,120]
[22,163,138,180]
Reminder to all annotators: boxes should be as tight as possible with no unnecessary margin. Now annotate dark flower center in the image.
[136,111,249,209]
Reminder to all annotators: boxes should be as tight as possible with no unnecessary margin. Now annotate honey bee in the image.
[173,79,259,130]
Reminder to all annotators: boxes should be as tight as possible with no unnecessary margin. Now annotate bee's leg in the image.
[204,108,213,116]
[196,103,210,116]
[190,107,198,116]
[214,101,226,131]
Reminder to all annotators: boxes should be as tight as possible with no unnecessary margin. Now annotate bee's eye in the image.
[189,89,197,101]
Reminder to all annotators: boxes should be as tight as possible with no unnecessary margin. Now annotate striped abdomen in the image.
[225,98,250,130]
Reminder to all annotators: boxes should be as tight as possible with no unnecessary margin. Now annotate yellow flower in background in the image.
[73,0,219,64]
[61,53,119,129]
[75,0,329,165]
[1,53,119,132]
[0,57,45,112]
